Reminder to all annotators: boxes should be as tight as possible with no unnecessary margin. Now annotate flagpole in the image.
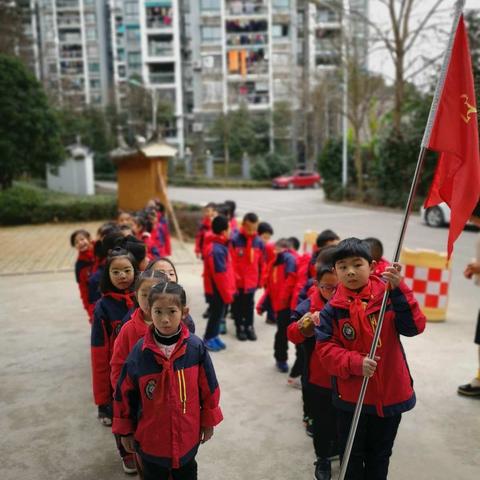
[337,2,466,479]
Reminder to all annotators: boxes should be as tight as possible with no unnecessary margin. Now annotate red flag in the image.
[424,15,480,258]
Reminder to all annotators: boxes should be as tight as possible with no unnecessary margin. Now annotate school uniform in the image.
[316,276,426,479]
[230,228,265,333]
[113,324,223,474]
[288,291,338,459]
[154,212,172,257]
[87,263,104,318]
[260,249,297,361]
[194,216,211,258]
[74,248,95,320]
[203,234,236,340]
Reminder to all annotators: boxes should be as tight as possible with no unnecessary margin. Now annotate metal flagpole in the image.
[337,2,466,479]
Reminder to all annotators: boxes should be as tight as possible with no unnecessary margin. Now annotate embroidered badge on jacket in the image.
[145,379,157,400]
[342,322,356,341]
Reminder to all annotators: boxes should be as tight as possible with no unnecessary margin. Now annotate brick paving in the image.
[0,221,195,276]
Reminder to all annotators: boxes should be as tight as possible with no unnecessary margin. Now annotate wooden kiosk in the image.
[111,140,177,211]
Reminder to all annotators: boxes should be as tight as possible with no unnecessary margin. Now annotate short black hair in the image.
[275,238,290,249]
[363,237,384,262]
[97,222,120,240]
[212,214,229,234]
[332,237,372,265]
[70,229,90,247]
[288,236,300,251]
[225,200,236,216]
[148,281,187,309]
[95,231,125,260]
[258,222,274,236]
[100,248,138,293]
[316,229,340,249]
[122,235,147,264]
[316,265,335,282]
[243,212,258,223]
[134,215,152,233]
[215,203,231,218]
[205,202,217,210]
[315,244,337,269]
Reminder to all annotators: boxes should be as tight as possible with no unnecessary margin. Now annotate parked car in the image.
[420,202,478,229]
[272,170,322,189]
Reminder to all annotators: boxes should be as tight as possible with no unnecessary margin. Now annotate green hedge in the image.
[0,184,117,225]
[169,177,271,189]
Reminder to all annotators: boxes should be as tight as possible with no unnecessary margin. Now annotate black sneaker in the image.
[98,404,112,426]
[314,458,331,480]
[236,327,248,341]
[246,326,257,341]
[458,382,480,396]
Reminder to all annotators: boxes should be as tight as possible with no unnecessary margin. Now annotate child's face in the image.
[118,213,132,226]
[243,221,258,236]
[317,272,338,301]
[335,256,374,291]
[132,220,142,235]
[151,295,185,336]
[152,260,177,282]
[205,207,216,219]
[109,257,135,290]
[260,232,272,243]
[136,279,157,321]
[74,234,90,252]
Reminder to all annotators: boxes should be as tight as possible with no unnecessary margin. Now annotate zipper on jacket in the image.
[177,369,187,414]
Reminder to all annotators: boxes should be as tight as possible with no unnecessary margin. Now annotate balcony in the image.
[226,0,268,16]
[59,33,82,44]
[226,32,268,47]
[146,6,173,30]
[56,0,79,10]
[149,72,175,84]
[316,8,341,26]
[148,43,174,57]
[57,15,81,27]
[59,46,83,59]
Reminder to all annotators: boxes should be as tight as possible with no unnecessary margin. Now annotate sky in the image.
[367,0,480,87]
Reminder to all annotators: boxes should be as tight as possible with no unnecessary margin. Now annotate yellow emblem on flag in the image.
[461,94,477,123]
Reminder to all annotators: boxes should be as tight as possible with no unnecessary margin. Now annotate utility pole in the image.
[342,0,350,188]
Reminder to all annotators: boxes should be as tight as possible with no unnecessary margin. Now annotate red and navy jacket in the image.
[155,213,172,257]
[203,234,236,304]
[91,290,136,406]
[261,241,276,287]
[75,248,95,319]
[315,276,426,417]
[113,323,223,469]
[229,217,239,235]
[195,216,211,257]
[87,263,104,318]
[287,291,331,390]
[291,252,312,309]
[230,228,265,293]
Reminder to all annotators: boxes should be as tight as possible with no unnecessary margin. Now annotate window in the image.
[88,62,100,73]
[200,0,220,11]
[84,13,95,24]
[201,26,221,42]
[90,79,101,89]
[272,24,289,39]
[272,0,289,10]
[126,28,140,43]
[128,52,142,69]
[125,2,139,15]
[86,28,97,40]
[87,45,98,56]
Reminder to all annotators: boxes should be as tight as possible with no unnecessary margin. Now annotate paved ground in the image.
[1,187,480,479]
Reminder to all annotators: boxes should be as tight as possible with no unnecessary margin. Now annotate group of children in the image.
[70,198,427,480]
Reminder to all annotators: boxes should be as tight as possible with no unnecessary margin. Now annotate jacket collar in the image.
[142,322,189,360]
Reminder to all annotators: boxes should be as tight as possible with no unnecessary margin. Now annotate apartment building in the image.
[109,0,185,155]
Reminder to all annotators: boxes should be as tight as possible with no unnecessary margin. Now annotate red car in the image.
[272,170,322,189]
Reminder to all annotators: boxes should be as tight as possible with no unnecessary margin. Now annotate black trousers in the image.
[205,292,226,340]
[290,344,304,378]
[304,384,339,459]
[337,410,401,480]
[474,309,480,345]
[142,458,197,480]
[274,309,290,361]
[232,290,255,329]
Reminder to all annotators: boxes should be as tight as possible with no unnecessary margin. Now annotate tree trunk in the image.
[393,53,405,135]
[353,125,363,198]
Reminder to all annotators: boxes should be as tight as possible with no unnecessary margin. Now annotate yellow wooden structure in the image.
[111,141,177,211]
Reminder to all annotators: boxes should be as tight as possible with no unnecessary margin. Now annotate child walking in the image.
[113,281,223,480]
[203,215,236,352]
[316,238,426,480]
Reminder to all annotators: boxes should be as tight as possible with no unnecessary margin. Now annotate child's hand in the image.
[298,313,315,337]
[120,434,136,453]
[382,263,402,289]
[464,261,480,279]
[362,357,379,377]
[200,426,214,444]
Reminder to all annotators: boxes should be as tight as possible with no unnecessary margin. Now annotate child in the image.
[195,202,217,259]
[203,215,236,352]
[258,222,276,325]
[110,269,168,390]
[113,281,223,480]
[154,201,172,257]
[288,266,339,480]
[91,248,138,473]
[118,210,133,228]
[316,238,426,480]
[230,212,265,341]
[225,200,239,234]
[364,237,390,276]
[258,239,296,371]
[70,229,94,321]
[132,214,160,259]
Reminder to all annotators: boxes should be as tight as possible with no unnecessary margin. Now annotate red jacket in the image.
[316,276,426,417]
[110,308,148,389]
[291,252,312,309]
[374,257,390,276]
[195,217,211,256]
[156,212,172,257]
[91,290,135,406]
[203,234,236,304]
[113,324,223,468]
[265,250,297,313]
[288,290,331,389]
[230,228,265,293]
[75,248,95,319]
